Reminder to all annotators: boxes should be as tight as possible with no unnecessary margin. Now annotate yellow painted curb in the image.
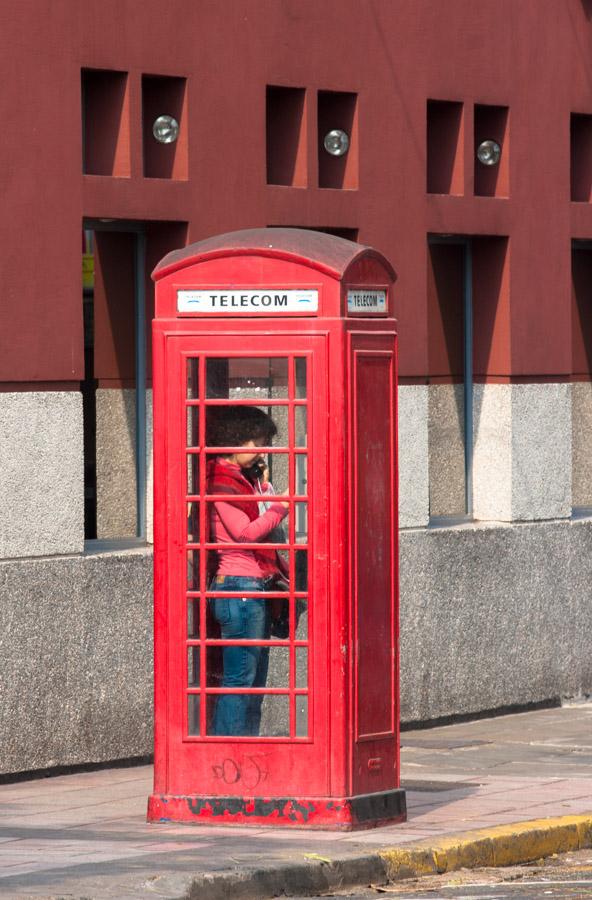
[379,814,592,880]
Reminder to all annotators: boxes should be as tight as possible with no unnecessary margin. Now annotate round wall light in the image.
[323,129,350,157]
[476,139,501,167]
[152,115,179,144]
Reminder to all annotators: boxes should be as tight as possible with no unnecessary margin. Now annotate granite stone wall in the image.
[2,518,592,774]
[0,547,153,775]
[0,392,84,558]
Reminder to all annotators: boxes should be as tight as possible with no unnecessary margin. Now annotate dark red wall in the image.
[1,1,592,384]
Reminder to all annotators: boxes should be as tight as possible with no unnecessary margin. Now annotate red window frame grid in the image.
[182,350,312,742]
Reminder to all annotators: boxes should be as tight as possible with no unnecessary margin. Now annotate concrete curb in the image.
[379,814,592,879]
[171,814,592,899]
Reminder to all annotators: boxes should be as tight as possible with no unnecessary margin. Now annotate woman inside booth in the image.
[206,405,289,737]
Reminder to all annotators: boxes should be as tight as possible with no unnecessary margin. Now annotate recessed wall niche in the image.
[142,75,188,180]
[317,91,358,190]
[266,86,307,187]
[82,69,130,177]
[426,100,464,195]
[474,104,509,198]
[571,113,592,202]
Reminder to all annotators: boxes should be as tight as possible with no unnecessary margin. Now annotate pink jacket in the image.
[210,462,288,577]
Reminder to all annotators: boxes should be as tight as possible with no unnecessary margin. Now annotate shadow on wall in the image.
[472,236,510,440]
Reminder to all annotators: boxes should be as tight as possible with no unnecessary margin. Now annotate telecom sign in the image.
[177,289,319,313]
[347,289,387,314]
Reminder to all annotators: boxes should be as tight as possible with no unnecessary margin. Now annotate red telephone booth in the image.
[148,228,406,829]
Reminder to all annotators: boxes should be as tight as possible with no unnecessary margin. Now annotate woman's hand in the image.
[276,489,290,510]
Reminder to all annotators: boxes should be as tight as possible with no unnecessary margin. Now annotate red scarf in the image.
[207,457,283,578]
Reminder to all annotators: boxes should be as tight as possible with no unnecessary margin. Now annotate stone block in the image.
[399,519,592,723]
[96,388,137,539]
[472,383,571,522]
[428,383,466,517]
[572,382,592,508]
[511,383,571,521]
[398,385,429,528]
[0,547,153,774]
[472,383,512,520]
[0,392,84,558]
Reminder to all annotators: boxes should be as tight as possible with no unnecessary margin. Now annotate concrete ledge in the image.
[168,814,592,900]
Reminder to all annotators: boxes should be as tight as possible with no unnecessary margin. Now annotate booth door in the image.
[164,334,329,797]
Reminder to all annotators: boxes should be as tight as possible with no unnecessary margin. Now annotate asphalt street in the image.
[301,849,592,898]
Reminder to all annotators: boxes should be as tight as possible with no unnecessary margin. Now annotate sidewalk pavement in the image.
[1,702,592,899]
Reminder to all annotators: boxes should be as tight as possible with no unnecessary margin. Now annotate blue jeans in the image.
[209,576,271,736]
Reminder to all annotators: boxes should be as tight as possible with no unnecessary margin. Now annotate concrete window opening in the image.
[427,237,472,520]
[426,100,464,196]
[142,75,188,180]
[474,104,509,198]
[317,90,358,189]
[81,220,187,542]
[570,113,592,202]
[571,241,592,512]
[266,85,307,187]
[427,235,510,523]
[81,68,130,177]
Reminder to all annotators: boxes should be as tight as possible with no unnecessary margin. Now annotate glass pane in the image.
[206,594,271,642]
[295,455,307,495]
[206,693,289,737]
[206,645,289,689]
[205,501,287,553]
[267,453,288,493]
[296,647,308,688]
[260,694,290,737]
[295,501,308,544]
[187,598,200,638]
[295,599,308,640]
[206,405,289,448]
[295,358,307,399]
[296,695,308,737]
[204,451,289,495]
[295,406,307,447]
[277,548,290,576]
[187,502,200,543]
[187,407,199,447]
[186,358,199,399]
[206,594,280,638]
[267,646,290,688]
[188,694,200,736]
[187,454,200,494]
[206,358,288,399]
[187,550,200,590]
[206,642,267,687]
[295,550,307,591]
[188,646,201,687]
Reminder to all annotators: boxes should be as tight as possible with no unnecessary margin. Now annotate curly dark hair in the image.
[206,405,278,448]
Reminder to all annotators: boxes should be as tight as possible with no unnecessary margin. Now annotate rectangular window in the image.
[82,220,187,541]
[474,104,509,198]
[81,69,130,177]
[571,242,592,512]
[426,100,464,195]
[317,90,358,189]
[142,75,188,179]
[427,238,472,519]
[571,114,592,202]
[266,85,307,186]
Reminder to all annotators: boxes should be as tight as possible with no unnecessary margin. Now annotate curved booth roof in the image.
[153,227,395,281]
